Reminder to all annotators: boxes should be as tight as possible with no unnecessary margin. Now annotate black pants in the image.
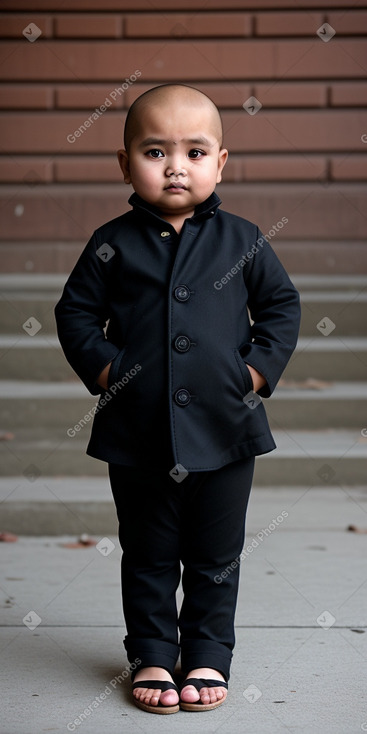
[108,456,255,683]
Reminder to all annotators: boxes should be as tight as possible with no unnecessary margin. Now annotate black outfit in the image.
[109,457,254,682]
[55,191,300,680]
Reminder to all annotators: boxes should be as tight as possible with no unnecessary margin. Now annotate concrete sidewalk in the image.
[1,486,367,734]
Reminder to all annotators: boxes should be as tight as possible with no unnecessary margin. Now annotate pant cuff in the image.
[180,638,233,682]
[123,637,180,682]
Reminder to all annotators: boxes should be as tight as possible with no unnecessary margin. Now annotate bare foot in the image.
[180,667,227,705]
[133,666,179,708]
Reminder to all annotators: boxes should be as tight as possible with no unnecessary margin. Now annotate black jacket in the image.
[55,191,301,471]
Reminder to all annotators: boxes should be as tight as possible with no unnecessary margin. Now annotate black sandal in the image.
[180,677,228,711]
[132,679,180,714]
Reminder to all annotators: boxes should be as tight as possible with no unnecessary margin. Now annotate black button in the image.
[174,285,190,302]
[174,389,191,406]
[174,335,191,353]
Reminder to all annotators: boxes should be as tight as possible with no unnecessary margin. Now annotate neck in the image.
[160,208,195,234]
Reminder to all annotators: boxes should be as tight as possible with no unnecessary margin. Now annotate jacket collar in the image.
[128,191,221,224]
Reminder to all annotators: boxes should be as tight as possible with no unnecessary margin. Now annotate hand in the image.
[245,364,266,393]
[97,362,112,390]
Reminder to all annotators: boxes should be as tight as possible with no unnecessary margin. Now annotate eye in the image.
[145,149,164,158]
[188,149,206,159]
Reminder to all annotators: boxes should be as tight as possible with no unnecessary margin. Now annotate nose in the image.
[166,161,187,178]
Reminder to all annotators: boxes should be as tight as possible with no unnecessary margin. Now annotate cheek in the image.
[194,162,218,185]
[134,162,162,183]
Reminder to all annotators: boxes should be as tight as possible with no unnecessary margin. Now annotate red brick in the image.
[1,183,366,242]
[254,83,326,107]
[222,155,327,182]
[330,157,367,181]
[276,39,367,80]
[0,112,126,153]
[327,11,367,35]
[0,157,53,183]
[2,111,366,155]
[55,157,122,182]
[0,84,53,109]
[1,40,365,81]
[330,83,367,107]
[255,12,323,36]
[124,83,252,109]
[0,0,358,9]
[56,85,125,109]
[55,14,122,38]
[243,155,327,181]
[222,111,367,153]
[125,13,251,38]
[221,156,246,182]
[0,14,52,38]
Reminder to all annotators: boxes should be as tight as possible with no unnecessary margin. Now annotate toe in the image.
[200,686,210,704]
[180,684,200,703]
[160,688,179,706]
[200,686,227,704]
[135,686,160,705]
[134,685,178,707]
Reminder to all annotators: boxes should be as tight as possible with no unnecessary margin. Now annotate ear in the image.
[117,149,131,184]
[216,148,228,184]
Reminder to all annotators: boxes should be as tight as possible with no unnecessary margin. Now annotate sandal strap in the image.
[132,680,179,693]
[181,677,228,692]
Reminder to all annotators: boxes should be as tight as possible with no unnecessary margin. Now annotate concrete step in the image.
[2,274,367,335]
[0,428,365,486]
[284,337,367,381]
[0,274,64,335]
[3,291,367,337]
[2,479,366,536]
[1,381,366,430]
[1,334,367,381]
[268,381,367,429]
[300,291,367,336]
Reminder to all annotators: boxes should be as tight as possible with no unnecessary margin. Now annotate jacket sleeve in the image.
[54,231,120,395]
[241,228,301,398]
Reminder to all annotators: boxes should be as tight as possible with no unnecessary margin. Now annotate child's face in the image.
[118,100,228,217]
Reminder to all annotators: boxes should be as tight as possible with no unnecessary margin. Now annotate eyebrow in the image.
[139,136,213,148]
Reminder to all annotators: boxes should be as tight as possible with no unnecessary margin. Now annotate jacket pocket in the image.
[107,347,127,390]
[233,348,254,394]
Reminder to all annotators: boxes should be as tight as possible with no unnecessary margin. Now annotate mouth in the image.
[165,182,187,190]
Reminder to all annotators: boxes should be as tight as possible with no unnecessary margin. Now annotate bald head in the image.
[124,84,223,152]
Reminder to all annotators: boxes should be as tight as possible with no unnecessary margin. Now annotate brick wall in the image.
[0,0,366,273]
